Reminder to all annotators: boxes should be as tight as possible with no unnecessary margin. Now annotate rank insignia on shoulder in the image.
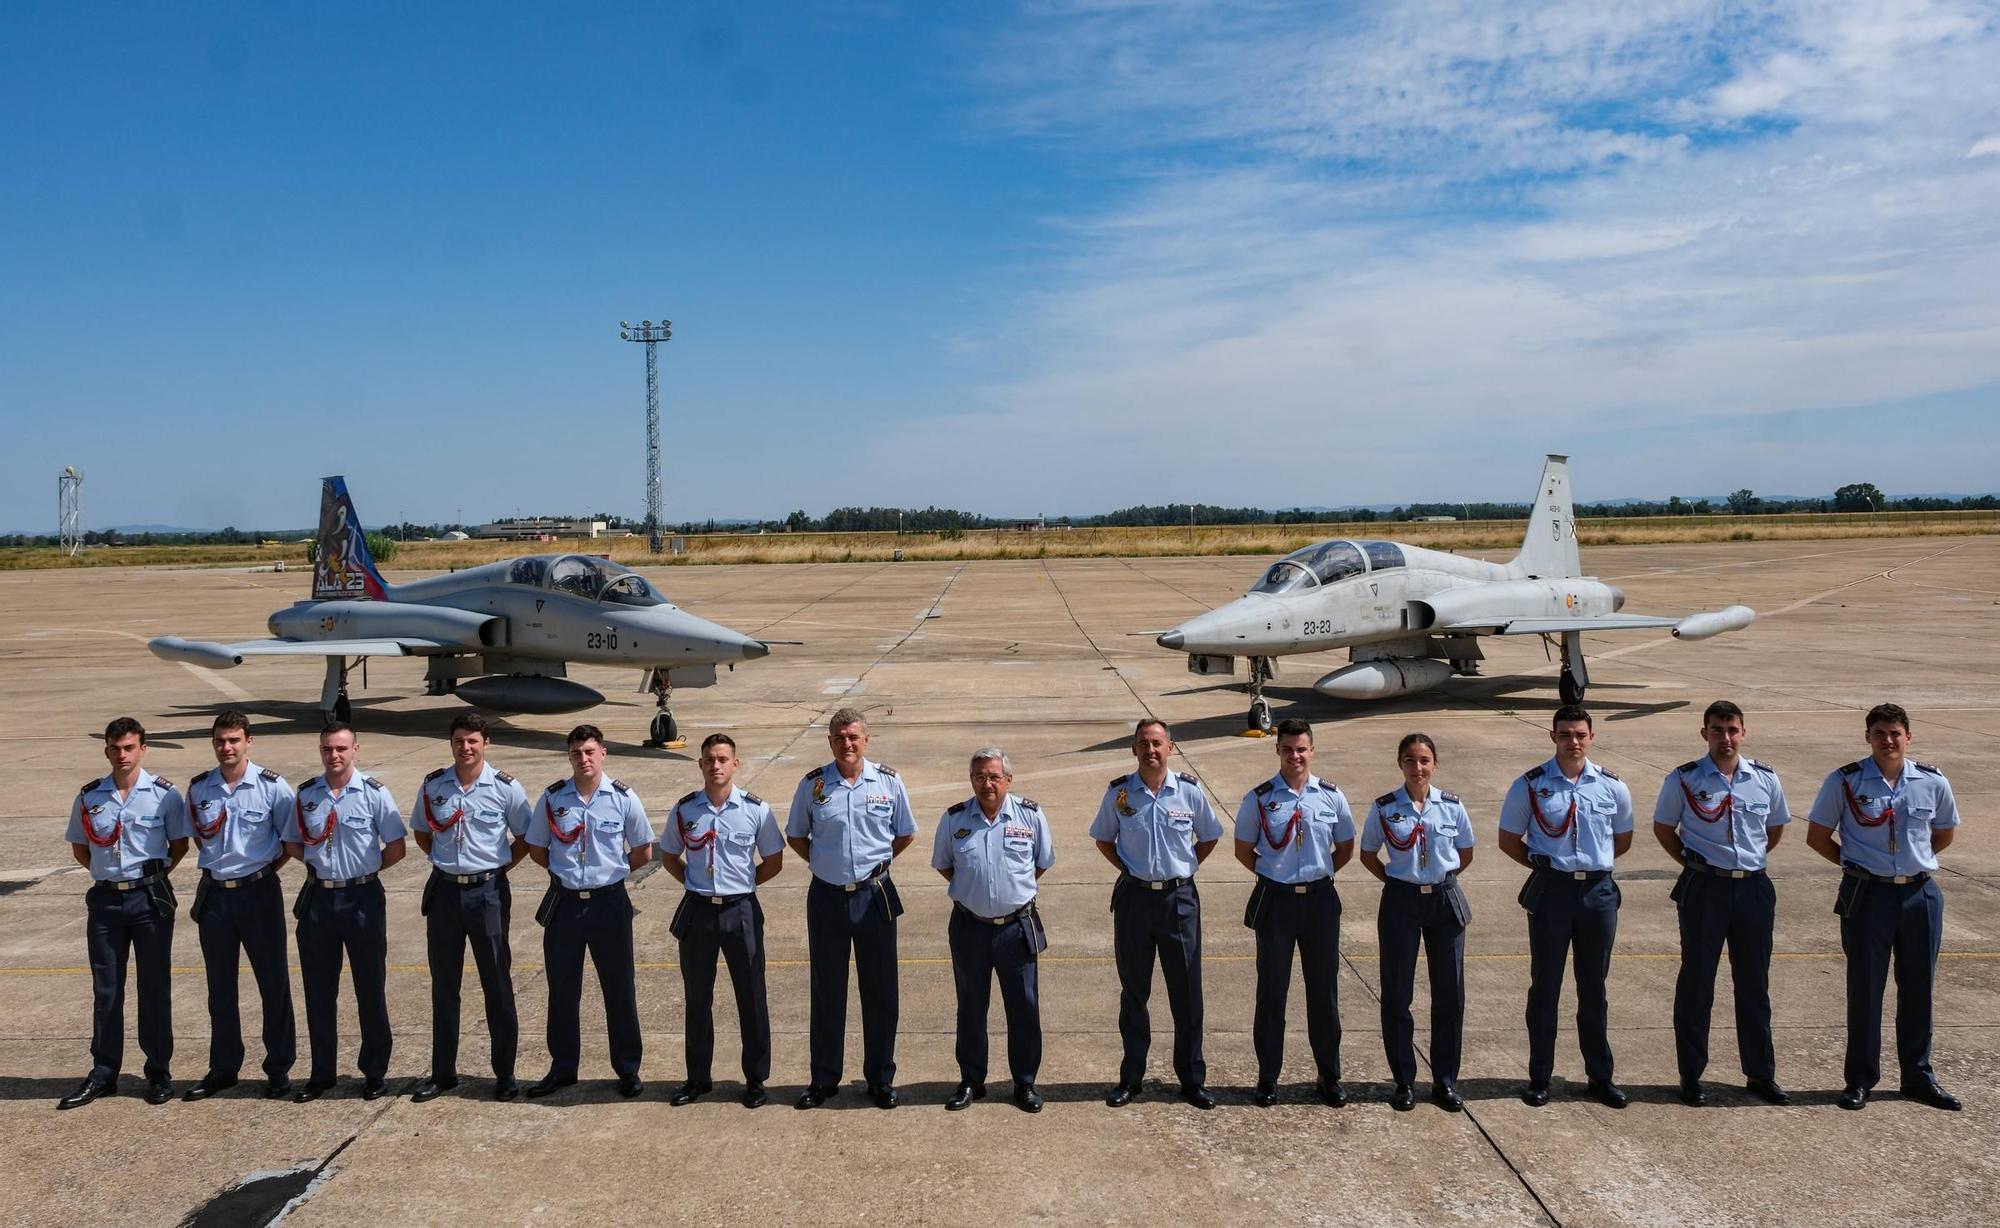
[1678,760,1703,775]
[1525,765,1546,780]
[1108,774,1128,788]
[79,777,101,795]
[153,778,175,792]
[1839,761,1863,777]
[743,792,763,806]
[364,776,385,790]
[192,769,213,784]
[259,768,280,782]
[302,777,322,792]
[1376,792,1399,807]
[1747,759,1776,776]
[1598,766,1620,780]
[425,766,448,781]
[878,764,898,777]
[1254,780,1275,797]
[494,771,516,785]
[805,766,825,780]
[1019,798,1040,811]
[676,791,701,809]
[548,778,568,793]
[1176,770,1198,784]
[947,800,968,816]
[954,828,971,839]
[611,779,630,794]
[1440,791,1461,805]
[1914,761,1944,776]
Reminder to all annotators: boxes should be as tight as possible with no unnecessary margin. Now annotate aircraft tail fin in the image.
[1511,454,1582,579]
[313,476,390,601]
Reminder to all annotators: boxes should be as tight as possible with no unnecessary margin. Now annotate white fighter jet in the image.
[1155,455,1754,732]
[150,476,768,746]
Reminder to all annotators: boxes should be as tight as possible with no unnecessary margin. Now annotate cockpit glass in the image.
[1250,560,1316,595]
[1361,541,1405,571]
[1303,540,1366,584]
[547,556,604,599]
[507,558,547,587]
[600,574,662,607]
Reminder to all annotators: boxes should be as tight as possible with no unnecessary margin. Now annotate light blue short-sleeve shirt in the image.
[1362,785,1476,885]
[1231,773,1355,884]
[187,762,295,879]
[293,774,406,880]
[663,786,784,896]
[1807,758,1958,877]
[1651,755,1790,872]
[415,763,533,874]
[67,770,191,882]
[527,777,655,890]
[932,794,1054,917]
[1088,770,1223,880]
[785,760,919,885]
[1497,757,1633,872]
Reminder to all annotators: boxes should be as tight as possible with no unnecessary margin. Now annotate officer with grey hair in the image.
[933,747,1054,1113]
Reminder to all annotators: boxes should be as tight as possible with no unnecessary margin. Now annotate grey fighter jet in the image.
[150,476,768,746]
[1156,455,1753,732]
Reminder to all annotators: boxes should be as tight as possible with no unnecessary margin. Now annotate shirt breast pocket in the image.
[725,827,756,849]
[590,812,626,835]
[134,810,164,829]
[1168,811,1194,832]
[236,807,268,829]
[1908,806,1936,823]
[1004,836,1035,865]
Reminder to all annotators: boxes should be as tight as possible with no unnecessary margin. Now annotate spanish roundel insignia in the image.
[954,828,971,839]
[552,806,569,818]
[812,778,829,806]
[304,801,320,813]
[1115,788,1135,817]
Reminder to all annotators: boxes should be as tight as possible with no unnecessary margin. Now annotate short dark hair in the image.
[1275,718,1313,742]
[1702,700,1745,726]
[449,712,491,738]
[566,724,607,749]
[827,707,868,731]
[700,732,737,753]
[1864,703,1911,734]
[1397,732,1438,763]
[1133,717,1170,741]
[212,711,251,737]
[103,716,146,745]
[319,721,357,744]
[1551,704,1592,731]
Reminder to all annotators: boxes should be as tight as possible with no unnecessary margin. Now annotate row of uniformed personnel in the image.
[58,701,1962,1116]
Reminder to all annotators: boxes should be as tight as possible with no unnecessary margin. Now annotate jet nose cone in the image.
[1157,629,1185,650]
[741,639,770,660]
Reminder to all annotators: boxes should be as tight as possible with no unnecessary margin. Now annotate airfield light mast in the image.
[619,318,672,553]
[58,466,83,558]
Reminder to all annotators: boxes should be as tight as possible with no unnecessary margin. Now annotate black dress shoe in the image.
[264,1078,294,1101]
[794,1083,836,1110]
[1012,1083,1043,1113]
[1678,1079,1707,1107]
[1586,1079,1628,1109]
[616,1074,644,1099]
[57,1077,115,1110]
[1744,1078,1789,1105]
[1522,1084,1550,1107]
[1390,1082,1416,1111]
[526,1072,577,1099]
[145,1080,175,1106]
[1251,1085,1278,1108]
[868,1083,898,1110]
[742,1083,767,1109]
[293,1079,335,1103]
[1838,1086,1868,1110]
[411,1077,459,1104]
[1104,1082,1139,1108]
[361,1078,388,1101]
[1432,1083,1463,1112]
[944,1082,985,1111]
[1317,1077,1347,1108]
[1900,1078,1961,1111]
[493,1079,520,1103]
[670,1080,712,1107]
[183,1072,238,1102]
[1180,1085,1216,1110]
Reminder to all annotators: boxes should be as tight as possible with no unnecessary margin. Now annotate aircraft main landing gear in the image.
[1558,631,1589,707]
[644,671,685,750]
[1243,657,1276,736]
[321,657,355,728]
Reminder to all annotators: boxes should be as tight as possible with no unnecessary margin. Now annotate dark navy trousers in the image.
[85,883,175,1083]
[1525,872,1619,1087]
[1672,871,1776,1083]
[1112,878,1205,1088]
[678,893,772,1085]
[1840,875,1943,1090]
[543,882,642,1080]
[1250,881,1341,1088]
[948,908,1042,1086]
[425,873,519,1082]
[805,876,900,1088]
[296,879,392,1083]
[196,871,296,1079]
[1378,880,1466,1088]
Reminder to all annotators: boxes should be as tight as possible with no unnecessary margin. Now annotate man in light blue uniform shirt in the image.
[1806,702,1962,1111]
[1093,718,1224,1109]
[787,707,919,1110]
[410,712,534,1104]
[1498,704,1634,1109]
[660,732,785,1108]
[59,717,191,1109]
[934,747,1055,1114]
[1651,700,1791,1107]
[1232,718,1355,1109]
[525,724,656,1100]
[284,722,407,1102]
[183,711,298,1102]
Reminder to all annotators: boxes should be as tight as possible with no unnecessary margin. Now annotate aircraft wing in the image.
[149,635,456,669]
[1442,614,1681,635]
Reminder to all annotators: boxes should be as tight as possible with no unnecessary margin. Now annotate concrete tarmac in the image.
[0,536,1994,1226]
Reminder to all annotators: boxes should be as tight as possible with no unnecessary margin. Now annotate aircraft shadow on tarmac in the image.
[138,699,691,760]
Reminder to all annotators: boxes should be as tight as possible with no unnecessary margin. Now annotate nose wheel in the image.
[643,671,686,750]
[648,712,680,747]
[1558,667,1585,707]
[1242,657,1276,736]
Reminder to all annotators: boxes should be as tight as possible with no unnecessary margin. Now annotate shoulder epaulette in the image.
[302,776,322,791]
[259,768,280,783]
[1440,791,1461,805]
[1525,764,1545,781]
[947,800,968,815]
[1176,770,1199,784]
[192,768,213,785]
[1678,759,1702,775]
[494,770,516,785]
[1839,761,1863,777]
[1376,791,1398,807]
[676,790,701,809]
[806,765,825,780]
[611,779,630,794]
[548,777,568,793]
[153,777,175,792]
[1598,766,1620,781]
[743,791,764,806]
[1254,780,1275,797]
[368,776,387,791]
[1746,759,1776,776]
[1108,773,1128,787]
[1019,797,1040,811]
[424,766,448,781]
[79,777,101,795]
[1313,778,1337,794]
[878,764,897,777]
[1915,761,1945,776]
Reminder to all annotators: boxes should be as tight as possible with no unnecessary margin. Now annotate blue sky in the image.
[4,0,1997,532]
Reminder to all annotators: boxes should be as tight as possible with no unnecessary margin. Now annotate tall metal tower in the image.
[619,318,671,553]
[58,467,83,557]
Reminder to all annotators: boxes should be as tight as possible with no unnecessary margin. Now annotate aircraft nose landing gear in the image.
[643,670,686,750]
[1243,657,1276,736]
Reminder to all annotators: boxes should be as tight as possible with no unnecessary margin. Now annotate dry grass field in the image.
[4,509,1995,571]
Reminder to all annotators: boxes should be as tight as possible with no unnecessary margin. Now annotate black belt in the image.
[1270,876,1333,895]
[954,900,1035,925]
[309,871,380,889]
[203,864,275,888]
[1844,864,1929,886]
[691,889,754,906]
[557,880,628,900]
[1388,873,1455,895]
[1689,860,1765,880]
[436,868,501,885]
[1124,872,1192,891]
[832,862,891,893]
[100,871,168,893]
[1529,857,1611,882]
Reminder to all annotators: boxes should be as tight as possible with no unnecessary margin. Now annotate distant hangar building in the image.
[475,517,610,541]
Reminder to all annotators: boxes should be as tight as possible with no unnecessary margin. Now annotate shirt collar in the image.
[1543,756,1599,784]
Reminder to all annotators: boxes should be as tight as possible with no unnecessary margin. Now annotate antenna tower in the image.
[619,318,671,553]
[58,467,83,558]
